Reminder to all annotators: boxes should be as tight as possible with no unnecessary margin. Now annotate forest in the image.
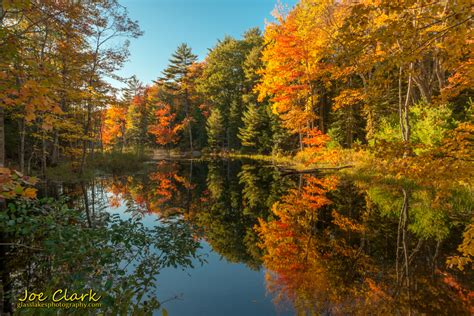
[0,0,472,172]
[0,0,473,315]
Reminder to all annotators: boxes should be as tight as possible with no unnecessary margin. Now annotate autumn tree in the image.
[332,0,473,145]
[256,1,339,149]
[102,104,128,152]
[78,0,142,173]
[158,43,200,152]
[0,0,142,175]
[148,103,182,148]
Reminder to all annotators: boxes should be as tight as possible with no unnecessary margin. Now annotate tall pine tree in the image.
[160,43,198,152]
[206,108,225,151]
[238,103,271,153]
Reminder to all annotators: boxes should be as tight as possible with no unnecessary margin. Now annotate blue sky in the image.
[115,0,298,87]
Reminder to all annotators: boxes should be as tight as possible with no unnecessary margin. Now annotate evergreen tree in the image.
[122,75,144,103]
[206,108,225,150]
[328,104,366,148]
[199,28,267,151]
[160,43,198,152]
[198,37,245,149]
[238,35,275,153]
[238,103,271,153]
[161,43,197,84]
[269,111,293,154]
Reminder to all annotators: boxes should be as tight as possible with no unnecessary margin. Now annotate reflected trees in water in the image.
[5,160,470,314]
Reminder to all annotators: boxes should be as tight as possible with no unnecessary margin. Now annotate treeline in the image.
[105,0,472,158]
[1,0,473,176]
[103,29,292,155]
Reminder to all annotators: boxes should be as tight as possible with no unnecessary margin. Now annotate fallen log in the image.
[279,165,353,176]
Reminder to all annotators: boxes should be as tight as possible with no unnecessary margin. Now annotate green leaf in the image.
[14,184,23,195]
[162,308,168,316]
[105,279,113,290]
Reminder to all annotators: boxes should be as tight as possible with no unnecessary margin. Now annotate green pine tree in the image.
[206,108,225,150]
[161,43,197,85]
[160,43,198,151]
[238,103,271,153]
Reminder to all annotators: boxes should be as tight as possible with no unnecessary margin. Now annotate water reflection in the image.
[2,202,202,314]
[3,159,472,315]
[99,160,473,314]
[257,174,473,315]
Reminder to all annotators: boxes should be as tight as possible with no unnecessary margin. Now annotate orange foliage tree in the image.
[255,174,413,314]
[148,103,183,147]
[102,105,128,151]
[257,0,340,147]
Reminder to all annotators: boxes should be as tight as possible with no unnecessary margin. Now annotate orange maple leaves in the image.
[256,0,337,135]
[148,103,184,146]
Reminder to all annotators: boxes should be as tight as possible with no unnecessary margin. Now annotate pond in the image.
[3,159,473,315]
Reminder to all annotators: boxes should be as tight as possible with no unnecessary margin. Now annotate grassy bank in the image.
[214,149,361,171]
[214,152,305,168]
[211,148,473,194]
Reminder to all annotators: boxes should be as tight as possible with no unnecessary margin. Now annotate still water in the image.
[106,183,292,316]
[96,160,295,315]
[9,159,474,315]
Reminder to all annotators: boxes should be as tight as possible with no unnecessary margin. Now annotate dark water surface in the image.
[6,159,474,315]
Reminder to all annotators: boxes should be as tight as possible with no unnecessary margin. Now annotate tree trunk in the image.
[185,89,193,153]
[27,149,35,175]
[399,64,413,144]
[404,64,413,143]
[188,124,193,153]
[91,139,95,160]
[0,1,5,168]
[80,138,87,173]
[0,106,5,167]
[41,136,47,176]
[18,119,26,173]
[226,128,230,151]
[51,130,59,166]
[298,130,303,151]
[319,96,325,133]
[121,121,126,153]
[398,66,407,141]
[80,100,92,175]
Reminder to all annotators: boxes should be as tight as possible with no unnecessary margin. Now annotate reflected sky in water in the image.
[40,159,473,315]
[104,175,293,316]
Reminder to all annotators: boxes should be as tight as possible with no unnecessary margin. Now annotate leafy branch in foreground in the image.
[1,196,204,315]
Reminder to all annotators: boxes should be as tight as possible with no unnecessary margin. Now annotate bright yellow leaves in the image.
[102,105,128,147]
[3,80,62,129]
[447,220,474,271]
[333,88,365,111]
[257,0,338,134]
